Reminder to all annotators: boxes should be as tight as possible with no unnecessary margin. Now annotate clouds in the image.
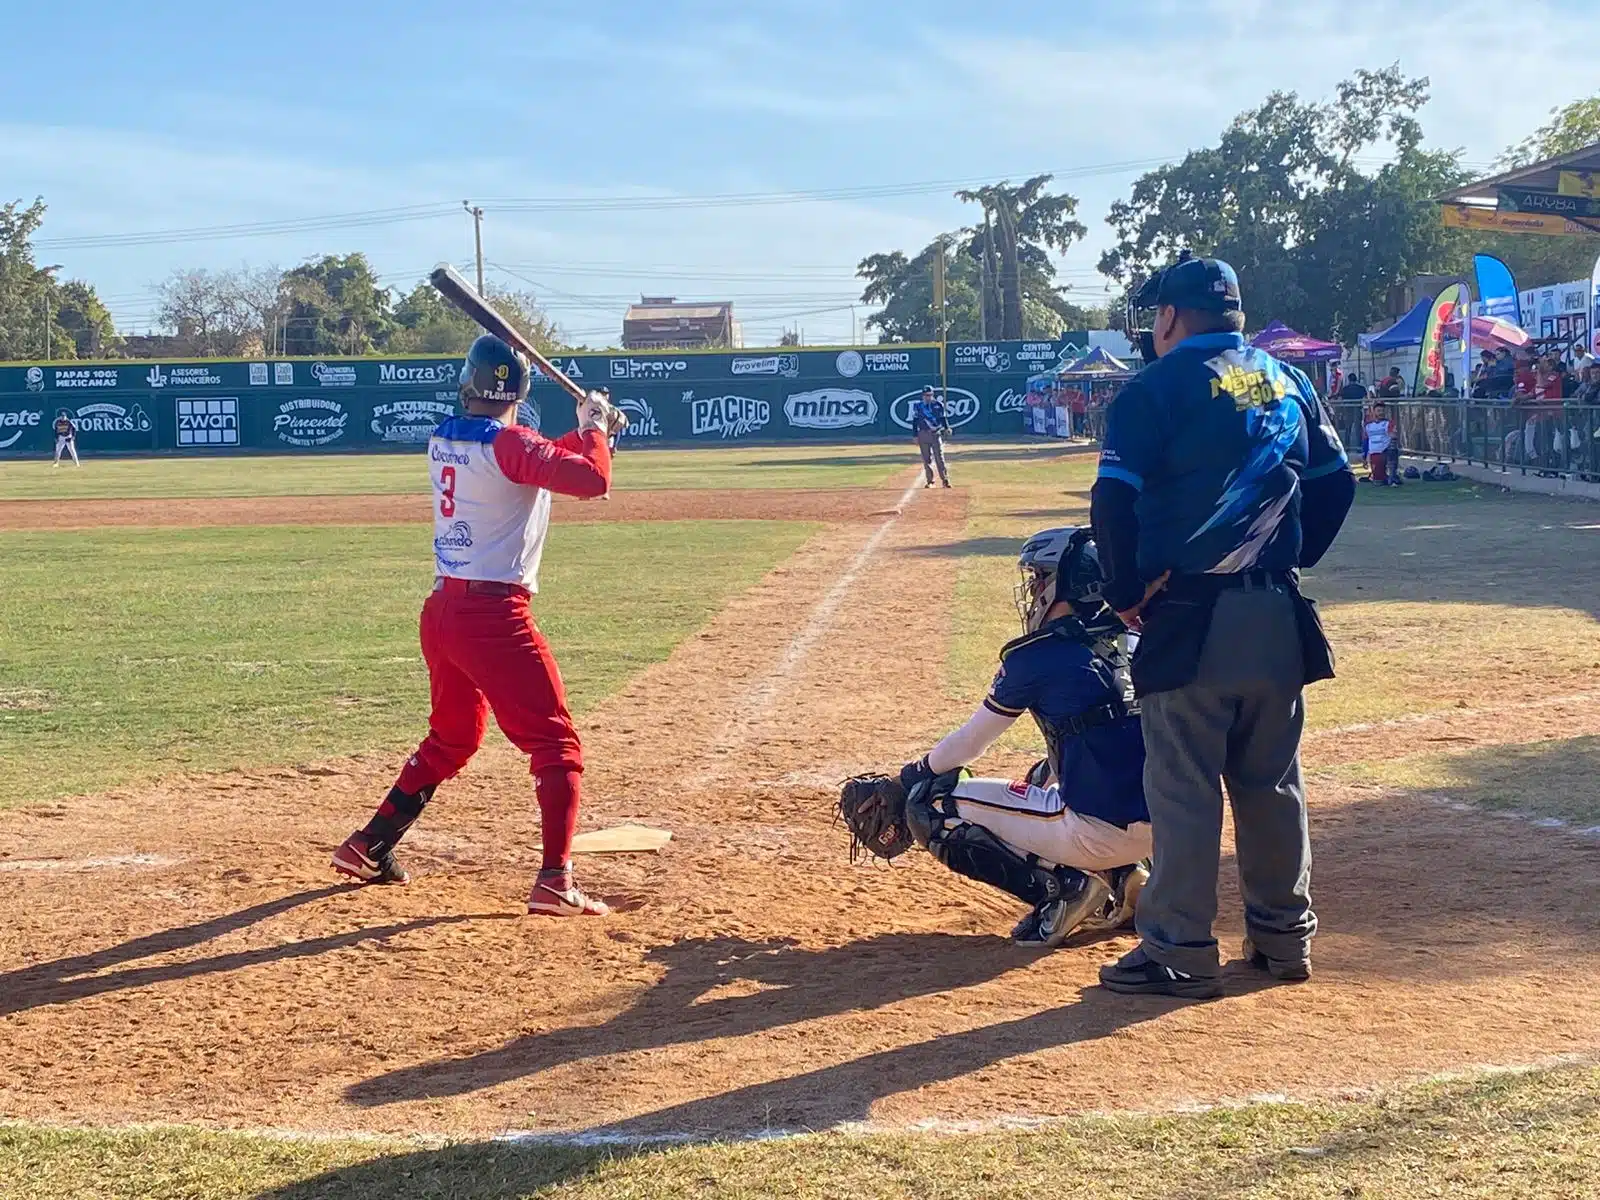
[6,0,1598,344]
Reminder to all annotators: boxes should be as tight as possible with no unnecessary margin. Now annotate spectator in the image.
[1488,348,1516,398]
[1376,367,1405,399]
[1574,342,1597,377]
[1513,351,1539,399]
[1578,363,1600,403]
[1471,350,1496,397]
[1340,372,1370,401]
[1363,401,1398,485]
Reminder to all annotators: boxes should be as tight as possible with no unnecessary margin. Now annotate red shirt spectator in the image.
[1539,367,1563,401]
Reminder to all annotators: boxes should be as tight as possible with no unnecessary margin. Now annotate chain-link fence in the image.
[1329,400,1600,482]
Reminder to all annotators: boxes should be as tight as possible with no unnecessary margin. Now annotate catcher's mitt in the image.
[837,773,914,863]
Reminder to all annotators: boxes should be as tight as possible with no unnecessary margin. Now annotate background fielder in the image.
[333,334,623,917]
[52,410,79,467]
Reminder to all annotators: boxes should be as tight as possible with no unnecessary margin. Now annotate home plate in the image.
[547,824,673,855]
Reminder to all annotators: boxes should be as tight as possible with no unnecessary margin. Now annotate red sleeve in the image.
[492,426,611,498]
[551,429,587,453]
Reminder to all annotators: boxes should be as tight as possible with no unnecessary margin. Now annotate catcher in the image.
[840,527,1151,947]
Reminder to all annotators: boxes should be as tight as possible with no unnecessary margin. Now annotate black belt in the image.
[1168,568,1294,595]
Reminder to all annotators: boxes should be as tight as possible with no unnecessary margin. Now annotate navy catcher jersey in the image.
[984,620,1148,829]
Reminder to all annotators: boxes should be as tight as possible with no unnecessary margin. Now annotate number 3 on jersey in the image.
[439,466,457,517]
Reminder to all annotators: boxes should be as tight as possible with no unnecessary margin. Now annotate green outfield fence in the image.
[1329,400,1600,481]
[0,336,1091,458]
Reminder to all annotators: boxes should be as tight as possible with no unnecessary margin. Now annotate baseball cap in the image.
[921,384,934,394]
[1154,257,1242,312]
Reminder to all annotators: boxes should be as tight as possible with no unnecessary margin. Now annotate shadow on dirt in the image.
[894,535,1026,559]
[346,930,1037,1107]
[0,885,513,1017]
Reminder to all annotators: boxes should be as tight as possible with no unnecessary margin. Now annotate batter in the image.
[332,334,621,917]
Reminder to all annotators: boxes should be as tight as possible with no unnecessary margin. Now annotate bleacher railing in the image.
[1327,400,1600,482]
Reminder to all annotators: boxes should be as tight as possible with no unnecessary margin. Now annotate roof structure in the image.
[1436,142,1600,235]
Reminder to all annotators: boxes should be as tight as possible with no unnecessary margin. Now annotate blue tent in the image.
[1358,297,1433,351]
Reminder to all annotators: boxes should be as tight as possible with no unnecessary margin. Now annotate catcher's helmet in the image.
[1014,526,1111,634]
[459,334,530,407]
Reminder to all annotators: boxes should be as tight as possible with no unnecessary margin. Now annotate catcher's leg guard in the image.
[909,789,1075,907]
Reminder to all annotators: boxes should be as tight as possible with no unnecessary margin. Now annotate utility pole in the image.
[933,241,949,402]
[462,201,485,294]
[980,213,991,340]
[39,265,62,360]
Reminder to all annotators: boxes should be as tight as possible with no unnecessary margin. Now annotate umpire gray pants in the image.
[916,431,949,484]
[1135,587,1314,977]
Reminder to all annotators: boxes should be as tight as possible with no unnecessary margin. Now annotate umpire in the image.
[910,385,953,488]
[1089,256,1355,999]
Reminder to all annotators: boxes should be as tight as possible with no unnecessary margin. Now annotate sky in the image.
[3,0,1597,349]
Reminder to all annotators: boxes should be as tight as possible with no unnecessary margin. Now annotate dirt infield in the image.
[0,486,966,530]
[1,489,1598,1140]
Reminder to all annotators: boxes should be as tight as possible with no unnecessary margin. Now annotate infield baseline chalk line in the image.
[683,475,924,785]
[10,1053,1591,1149]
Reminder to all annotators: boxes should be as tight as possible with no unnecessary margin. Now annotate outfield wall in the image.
[0,336,1089,457]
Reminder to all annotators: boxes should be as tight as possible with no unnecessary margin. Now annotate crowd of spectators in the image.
[1470,345,1598,401]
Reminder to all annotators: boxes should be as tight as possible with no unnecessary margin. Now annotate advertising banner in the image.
[0,345,1053,455]
[1472,254,1520,325]
[1414,283,1463,396]
[1440,204,1593,238]
[946,334,1090,377]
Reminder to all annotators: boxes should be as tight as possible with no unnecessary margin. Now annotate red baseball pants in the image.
[395,582,583,866]
[1367,451,1389,483]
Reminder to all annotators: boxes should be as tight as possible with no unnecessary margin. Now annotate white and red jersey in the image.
[1363,417,1395,455]
[428,416,611,590]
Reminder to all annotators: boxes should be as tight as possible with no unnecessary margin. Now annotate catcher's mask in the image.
[1014,526,1112,634]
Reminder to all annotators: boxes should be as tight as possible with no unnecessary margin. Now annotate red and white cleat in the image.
[331,831,410,885]
[527,868,609,917]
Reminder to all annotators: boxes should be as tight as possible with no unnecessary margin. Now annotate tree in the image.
[1100,67,1469,345]
[1472,93,1600,289]
[857,176,1088,343]
[388,281,562,355]
[153,266,283,357]
[858,237,981,342]
[278,254,396,356]
[0,197,117,360]
[1499,93,1600,169]
[956,175,1088,339]
[54,280,118,358]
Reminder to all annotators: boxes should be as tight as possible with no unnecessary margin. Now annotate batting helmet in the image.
[459,334,530,407]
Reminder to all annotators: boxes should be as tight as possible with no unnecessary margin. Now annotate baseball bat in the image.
[429,263,587,406]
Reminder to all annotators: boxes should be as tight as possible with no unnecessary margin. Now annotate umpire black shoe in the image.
[1099,946,1223,999]
[1240,937,1312,982]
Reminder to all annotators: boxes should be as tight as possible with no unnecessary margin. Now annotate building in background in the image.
[622,297,741,350]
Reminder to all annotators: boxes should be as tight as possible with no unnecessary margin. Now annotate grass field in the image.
[0,443,909,500]
[0,520,813,805]
[2,441,1598,1198]
[4,1063,1597,1199]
